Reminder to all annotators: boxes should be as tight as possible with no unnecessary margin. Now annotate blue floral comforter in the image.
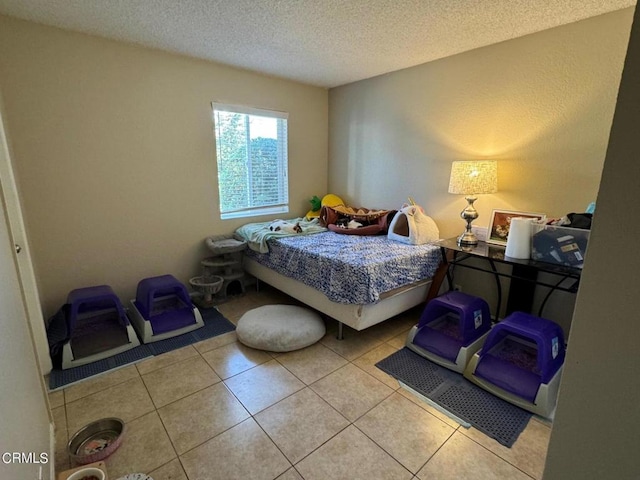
[245,231,442,304]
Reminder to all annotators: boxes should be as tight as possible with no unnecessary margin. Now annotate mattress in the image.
[244,231,441,304]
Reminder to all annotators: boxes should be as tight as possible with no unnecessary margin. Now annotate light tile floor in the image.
[50,285,551,480]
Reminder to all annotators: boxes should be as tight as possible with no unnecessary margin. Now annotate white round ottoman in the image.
[236,305,326,352]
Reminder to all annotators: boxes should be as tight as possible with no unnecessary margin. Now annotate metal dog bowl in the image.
[68,417,125,464]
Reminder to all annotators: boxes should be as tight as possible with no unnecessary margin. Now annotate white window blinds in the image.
[212,103,289,219]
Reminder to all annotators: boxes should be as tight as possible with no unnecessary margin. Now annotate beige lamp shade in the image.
[448,160,498,195]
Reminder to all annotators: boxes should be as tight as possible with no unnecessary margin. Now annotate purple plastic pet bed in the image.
[464,311,565,418]
[406,291,492,373]
[58,285,140,370]
[128,274,204,343]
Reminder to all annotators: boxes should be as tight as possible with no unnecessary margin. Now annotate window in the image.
[212,103,289,219]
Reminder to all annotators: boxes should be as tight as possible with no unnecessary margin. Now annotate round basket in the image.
[189,275,224,295]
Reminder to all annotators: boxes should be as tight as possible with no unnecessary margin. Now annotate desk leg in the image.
[425,248,453,302]
[506,264,538,314]
[487,259,502,321]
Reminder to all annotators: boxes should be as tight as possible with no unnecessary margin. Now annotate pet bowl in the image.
[68,417,125,465]
[65,466,106,480]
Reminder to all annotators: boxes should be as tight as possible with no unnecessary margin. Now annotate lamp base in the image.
[457,196,479,246]
[457,230,478,246]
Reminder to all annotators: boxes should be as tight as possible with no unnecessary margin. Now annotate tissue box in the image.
[531,225,590,268]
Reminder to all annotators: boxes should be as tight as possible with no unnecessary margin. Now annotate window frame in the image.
[212,102,289,220]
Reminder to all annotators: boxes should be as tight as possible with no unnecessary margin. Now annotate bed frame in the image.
[244,255,448,339]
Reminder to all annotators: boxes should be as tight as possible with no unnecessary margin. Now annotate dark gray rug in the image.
[49,308,235,390]
[376,347,531,447]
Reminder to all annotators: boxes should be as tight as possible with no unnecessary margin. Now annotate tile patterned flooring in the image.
[50,286,551,480]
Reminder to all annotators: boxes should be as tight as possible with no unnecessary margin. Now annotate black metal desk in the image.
[432,237,582,318]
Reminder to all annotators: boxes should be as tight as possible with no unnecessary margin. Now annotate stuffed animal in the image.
[269,220,302,234]
[306,193,344,220]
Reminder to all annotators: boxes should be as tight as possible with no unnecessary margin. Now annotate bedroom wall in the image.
[545,4,640,476]
[329,8,632,230]
[0,15,328,318]
[328,8,634,333]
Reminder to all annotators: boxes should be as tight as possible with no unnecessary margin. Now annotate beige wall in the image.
[0,15,328,317]
[329,8,633,233]
[329,8,633,332]
[545,5,640,478]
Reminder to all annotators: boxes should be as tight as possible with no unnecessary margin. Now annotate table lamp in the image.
[448,160,498,246]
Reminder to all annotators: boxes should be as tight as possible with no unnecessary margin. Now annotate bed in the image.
[235,221,445,336]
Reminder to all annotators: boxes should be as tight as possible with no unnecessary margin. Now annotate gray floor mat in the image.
[49,308,235,390]
[376,347,531,447]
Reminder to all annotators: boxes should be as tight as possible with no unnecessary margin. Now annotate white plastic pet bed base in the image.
[128,296,205,344]
[464,352,563,418]
[406,320,490,374]
[61,307,141,370]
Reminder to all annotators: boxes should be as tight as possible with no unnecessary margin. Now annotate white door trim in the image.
[0,94,52,373]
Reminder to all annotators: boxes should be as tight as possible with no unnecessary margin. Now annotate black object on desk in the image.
[432,237,582,318]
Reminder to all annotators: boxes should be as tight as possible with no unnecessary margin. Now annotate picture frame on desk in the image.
[487,209,546,246]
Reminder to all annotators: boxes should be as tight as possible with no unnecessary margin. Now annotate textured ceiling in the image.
[0,0,635,88]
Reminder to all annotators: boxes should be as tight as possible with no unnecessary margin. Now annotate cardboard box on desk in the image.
[531,225,590,268]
